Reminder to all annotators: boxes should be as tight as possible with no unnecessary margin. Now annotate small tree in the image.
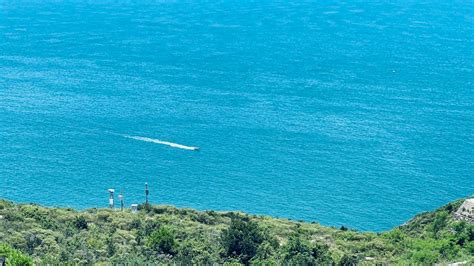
[221,217,264,264]
[147,226,177,255]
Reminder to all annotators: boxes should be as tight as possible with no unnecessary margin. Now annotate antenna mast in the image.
[145,182,149,208]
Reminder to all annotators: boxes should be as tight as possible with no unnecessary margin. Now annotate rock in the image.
[448,260,469,266]
[453,198,474,223]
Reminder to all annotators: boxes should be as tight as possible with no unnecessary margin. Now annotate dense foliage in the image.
[0,198,472,265]
[221,217,265,264]
[0,243,33,265]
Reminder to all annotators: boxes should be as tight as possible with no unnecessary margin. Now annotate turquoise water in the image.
[0,0,473,231]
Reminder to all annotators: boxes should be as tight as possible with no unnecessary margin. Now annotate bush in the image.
[221,217,264,264]
[108,253,151,265]
[410,249,438,265]
[106,231,116,257]
[429,211,448,238]
[0,243,33,265]
[176,240,216,265]
[283,234,333,265]
[74,216,88,230]
[311,242,332,264]
[24,233,42,254]
[438,239,460,259]
[339,254,358,266]
[147,226,177,255]
[128,218,142,230]
[194,212,217,225]
[97,212,111,223]
[252,241,277,262]
[466,241,474,255]
[467,224,474,242]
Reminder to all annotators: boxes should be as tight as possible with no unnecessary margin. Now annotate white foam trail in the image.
[124,135,199,151]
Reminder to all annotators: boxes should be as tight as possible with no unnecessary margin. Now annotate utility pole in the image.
[108,189,115,209]
[145,182,149,208]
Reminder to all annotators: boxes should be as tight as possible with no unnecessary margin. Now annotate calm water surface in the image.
[0,0,473,231]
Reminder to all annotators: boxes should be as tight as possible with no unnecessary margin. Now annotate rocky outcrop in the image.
[454,198,474,223]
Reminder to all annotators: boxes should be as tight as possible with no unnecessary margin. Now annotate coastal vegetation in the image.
[0,198,473,265]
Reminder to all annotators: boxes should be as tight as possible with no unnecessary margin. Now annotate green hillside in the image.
[0,198,472,265]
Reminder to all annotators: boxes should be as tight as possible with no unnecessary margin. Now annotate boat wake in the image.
[123,135,199,151]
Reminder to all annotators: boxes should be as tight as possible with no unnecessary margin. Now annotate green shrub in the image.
[338,254,358,266]
[410,249,438,265]
[24,232,42,254]
[194,212,217,225]
[429,211,448,238]
[466,241,474,255]
[97,212,111,223]
[0,243,33,266]
[147,226,177,255]
[128,218,142,230]
[176,240,217,265]
[221,217,264,264]
[74,216,88,230]
[283,234,333,265]
[252,241,277,262]
[467,224,474,242]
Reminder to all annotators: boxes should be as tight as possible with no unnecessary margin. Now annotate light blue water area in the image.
[0,0,473,231]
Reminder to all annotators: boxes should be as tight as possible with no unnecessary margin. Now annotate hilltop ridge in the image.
[0,198,473,265]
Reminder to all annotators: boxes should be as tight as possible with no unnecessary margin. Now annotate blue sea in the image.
[0,0,473,231]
